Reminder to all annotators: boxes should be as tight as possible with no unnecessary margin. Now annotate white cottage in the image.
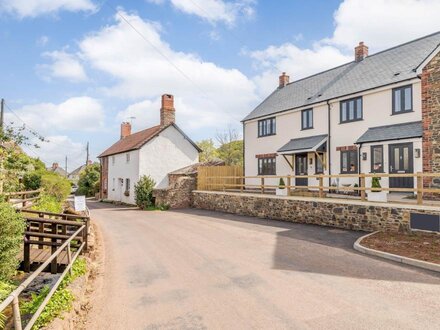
[242,31,440,194]
[98,94,200,204]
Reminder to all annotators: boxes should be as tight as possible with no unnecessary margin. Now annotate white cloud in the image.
[38,50,88,82]
[0,0,96,18]
[79,11,258,130]
[6,97,105,134]
[36,35,49,46]
[326,0,440,51]
[148,0,256,26]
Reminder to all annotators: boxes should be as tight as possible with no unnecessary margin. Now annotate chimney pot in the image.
[279,72,289,88]
[160,94,175,127]
[52,163,58,169]
[355,41,368,62]
[120,122,132,139]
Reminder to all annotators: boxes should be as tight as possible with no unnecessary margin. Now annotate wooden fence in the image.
[197,165,243,191]
[197,169,440,205]
[4,189,42,209]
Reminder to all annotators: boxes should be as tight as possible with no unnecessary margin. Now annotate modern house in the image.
[68,161,93,184]
[242,32,440,192]
[98,94,201,205]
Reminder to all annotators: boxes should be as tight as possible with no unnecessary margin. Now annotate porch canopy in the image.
[355,121,422,144]
[277,134,328,155]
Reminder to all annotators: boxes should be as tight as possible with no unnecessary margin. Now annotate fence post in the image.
[240,177,244,193]
[417,172,423,205]
[261,177,265,194]
[50,223,57,274]
[12,295,22,330]
[287,176,291,196]
[360,173,366,201]
[319,175,324,198]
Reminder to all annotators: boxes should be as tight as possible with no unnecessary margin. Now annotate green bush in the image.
[371,176,382,192]
[76,164,100,197]
[278,178,286,189]
[31,194,63,213]
[23,172,42,191]
[134,175,156,209]
[40,172,71,202]
[0,202,25,281]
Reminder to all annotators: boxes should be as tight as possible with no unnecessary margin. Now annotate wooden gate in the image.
[197,165,243,191]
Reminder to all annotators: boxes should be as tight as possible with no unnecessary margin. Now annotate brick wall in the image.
[192,191,440,233]
[422,50,440,194]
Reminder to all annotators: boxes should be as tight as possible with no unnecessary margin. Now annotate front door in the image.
[295,154,308,186]
[389,143,413,189]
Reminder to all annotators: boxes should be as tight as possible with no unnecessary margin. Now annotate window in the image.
[112,178,115,191]
[126,153,130,163]
[258,157,276,175]
[340,97,362,123]
[301,108,313,130]
[392,85,412,114]
[258,117,276,137]
[112,156,115,165]
[125,178,130,192]
[340,150,358,173]
[315,154,324,174]
[371,145,384,173]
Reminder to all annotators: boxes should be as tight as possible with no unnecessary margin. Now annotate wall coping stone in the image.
[193,190,440,212]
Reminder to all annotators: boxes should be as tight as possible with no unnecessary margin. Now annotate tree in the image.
[134,175,156,209]
[76,163,100,197]
[197,139,219,162]
[216,129,243,166]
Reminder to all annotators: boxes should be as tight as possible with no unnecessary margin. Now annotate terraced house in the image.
[243,31,440,193]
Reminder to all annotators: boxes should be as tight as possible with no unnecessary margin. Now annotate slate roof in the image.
[98,123,201,158]
[278,134,328,153]
[355,121,422,144]
[243,31,440,122]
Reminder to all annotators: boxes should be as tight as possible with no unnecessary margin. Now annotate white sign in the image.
[74,195,86,212]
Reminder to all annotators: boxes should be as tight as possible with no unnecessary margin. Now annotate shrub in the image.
[32,194,63,213]
[40,172,71,202]
[278,178,286,189]
[76,164,100,197]
[371,176,382,192]
[0,202,25,281]
[23,171,42,191]
[134,175,156,209]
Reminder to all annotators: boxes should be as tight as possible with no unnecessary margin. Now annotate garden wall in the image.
[192,191,440,232]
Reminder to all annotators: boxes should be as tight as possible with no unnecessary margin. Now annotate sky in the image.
[1,0,440,171]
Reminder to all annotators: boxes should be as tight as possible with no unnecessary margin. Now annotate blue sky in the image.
[0,0,439,170]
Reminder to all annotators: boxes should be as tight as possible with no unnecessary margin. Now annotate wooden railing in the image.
[197,172,440,205]
[4,189,42,209]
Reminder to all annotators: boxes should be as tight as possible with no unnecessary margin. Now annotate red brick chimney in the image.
[279,72,289,88]
[355,42,368,62]
[120,122,131,139]
[52,163,58,169]
[160,94,175,127]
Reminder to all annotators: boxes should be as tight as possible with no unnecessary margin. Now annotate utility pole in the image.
[65,156,68,178]
[0,98,4,131]
[86,142,89,166]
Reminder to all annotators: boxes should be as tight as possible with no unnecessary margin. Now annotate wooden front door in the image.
[295,154,308,186]
[389,143,414,189]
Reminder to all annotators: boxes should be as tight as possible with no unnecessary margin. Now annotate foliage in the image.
[31,194,63,213]
[21,258,87,330]
[0,203,25,281]
[40,172,71,202]
[197,139,219,162]
[216,129,243,166]
[76,163,100,197]
[278,178,286,189]
[371,176,382,192]
[134,175,156,209]
[23,172,42,191]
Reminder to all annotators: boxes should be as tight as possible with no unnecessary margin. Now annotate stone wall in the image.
[192,191,440,232]
[153,173,196,209]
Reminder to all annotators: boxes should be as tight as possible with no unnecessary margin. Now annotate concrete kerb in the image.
[354,232,440,273]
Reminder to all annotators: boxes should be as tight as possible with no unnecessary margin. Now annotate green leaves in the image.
[134,175,156,209]
[76,163,100,197]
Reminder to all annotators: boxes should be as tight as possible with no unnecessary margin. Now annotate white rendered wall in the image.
[107,150,140,204]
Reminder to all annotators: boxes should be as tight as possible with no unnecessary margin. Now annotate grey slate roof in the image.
[278,134,328,153]
[243,31,440,122]
[355,121,422,144]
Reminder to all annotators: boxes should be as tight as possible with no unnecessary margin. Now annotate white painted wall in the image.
[244,79,423,190]
[139,125,199,189]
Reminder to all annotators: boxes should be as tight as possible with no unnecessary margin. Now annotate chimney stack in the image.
[52,163,58,169]
[160,94,175,127]
[120,122,131,139]
[279,72,289,88]
[355,42,368,62]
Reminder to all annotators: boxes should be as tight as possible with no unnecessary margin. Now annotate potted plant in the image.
[124,190,130,197]
[367,176,388,202]
[276,178,288,196]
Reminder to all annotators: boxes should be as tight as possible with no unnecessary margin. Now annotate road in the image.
[85,201,440,329]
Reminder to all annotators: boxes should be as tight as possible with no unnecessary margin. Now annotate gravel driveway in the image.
[85,201,440,329]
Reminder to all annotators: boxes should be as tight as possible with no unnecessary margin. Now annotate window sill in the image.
[391,110,414,116]
[257,134,276,138]
[339,119,363,124]
[301,127,314,131]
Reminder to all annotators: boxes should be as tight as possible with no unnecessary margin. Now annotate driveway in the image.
[85,201,440,329]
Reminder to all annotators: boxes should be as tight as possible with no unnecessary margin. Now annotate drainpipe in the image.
[327,100,332,187]
[358,143,362,189]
